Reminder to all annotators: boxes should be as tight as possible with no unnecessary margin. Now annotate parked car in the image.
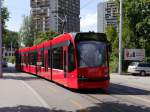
[2,60,8,67]
[128,62,150,76]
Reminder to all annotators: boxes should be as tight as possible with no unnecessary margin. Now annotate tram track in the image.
[77,85,150,112]
[79,93,126,112]
[109,84,150,106]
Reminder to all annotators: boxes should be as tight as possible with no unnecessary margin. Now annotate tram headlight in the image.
[78,74,82,78]
[78,74,85,79]
[104,68,109,77]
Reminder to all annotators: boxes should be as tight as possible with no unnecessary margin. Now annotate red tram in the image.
[15,32,110,89]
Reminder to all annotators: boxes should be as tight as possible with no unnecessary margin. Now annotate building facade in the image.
[2,47,16,57]
[97,0,118,33]
[31,0,80,33]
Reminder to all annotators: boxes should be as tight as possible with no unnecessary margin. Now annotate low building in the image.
[2,47,16,58]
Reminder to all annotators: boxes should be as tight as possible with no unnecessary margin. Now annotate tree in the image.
[19,15,59,47]
[1,0,9,29]
[3,29,18,49]
[106,25,118,72]
[113,0,150,71]
[34,30,59,45]
[19,15,36,47]
[1,0,9,45]
[115,0,150,49]
[106,25,118,49]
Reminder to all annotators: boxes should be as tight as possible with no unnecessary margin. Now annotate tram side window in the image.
[41,50,44,67]
[34,52,38,65]
[25,53,29,65]
[30,51,37,65]
[25,53,27,65]
[28,53,30,65]
[52,47,63,70]
[15,53,18,64]
[28,52,32,65]
[33,52,37,65]
[27,53,30,65]
[21,54,24,65]
[30,52,34,65]
[19,54,21,65]
[15,52,21,65]
[68,43,76,72]
[48,49,51,67]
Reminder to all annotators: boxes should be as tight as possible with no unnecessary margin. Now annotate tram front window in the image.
[77,41,106,68]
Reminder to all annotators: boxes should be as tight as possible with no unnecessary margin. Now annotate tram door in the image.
[36,51,42,74]
[64,47,68,78]
[45,50,48,72]
[47,48,52,80]
[64,50,66,78]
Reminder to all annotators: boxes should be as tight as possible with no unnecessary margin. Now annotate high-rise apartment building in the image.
[97,0,118,33]
[31,0,80,33]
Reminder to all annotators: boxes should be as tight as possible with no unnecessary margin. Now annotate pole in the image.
[62,15,67,34]
[11,41,12,57]
[54,14,67,34]
[118,0,123,75]
[0,0,2,78]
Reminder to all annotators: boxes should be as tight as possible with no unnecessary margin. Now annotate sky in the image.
[4,0,104,32]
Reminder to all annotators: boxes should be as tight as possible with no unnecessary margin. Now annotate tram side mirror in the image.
[107,43,112,53]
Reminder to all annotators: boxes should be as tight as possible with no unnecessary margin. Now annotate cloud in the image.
[80,12,97,32]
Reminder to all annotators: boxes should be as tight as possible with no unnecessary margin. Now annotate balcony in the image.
[31,0,50,8]
[32,8,49,17]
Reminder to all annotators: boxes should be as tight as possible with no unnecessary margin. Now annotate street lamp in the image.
[0,0,2,78]
[118,0,123,75]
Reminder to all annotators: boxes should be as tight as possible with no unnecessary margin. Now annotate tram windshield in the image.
[77,41,107,68]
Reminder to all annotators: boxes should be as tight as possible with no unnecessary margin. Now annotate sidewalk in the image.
[0,67,51,112]
[111,72,131,76]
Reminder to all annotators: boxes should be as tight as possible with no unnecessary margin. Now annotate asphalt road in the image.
[1,64,150,112]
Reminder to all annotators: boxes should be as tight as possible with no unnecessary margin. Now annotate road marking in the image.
[70,100,89,112]
[128,95,150,104]
[70,99,83,109]
[21,81,50,108]
[49,87,58,92]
